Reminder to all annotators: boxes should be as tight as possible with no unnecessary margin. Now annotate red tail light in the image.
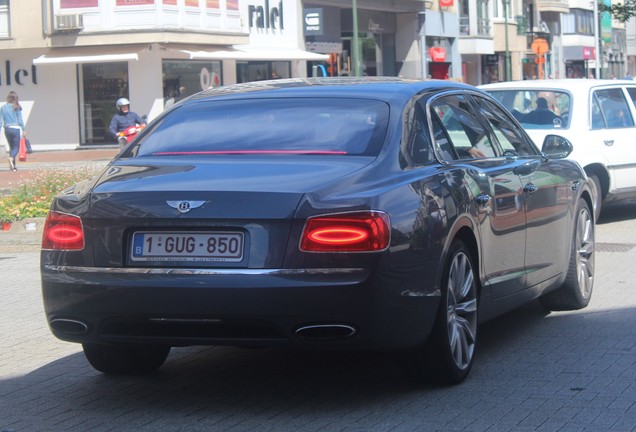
[41,211,84,250]
[300,211,390,252]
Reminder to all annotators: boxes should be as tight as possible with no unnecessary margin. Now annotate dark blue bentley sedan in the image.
[41,78,595,384]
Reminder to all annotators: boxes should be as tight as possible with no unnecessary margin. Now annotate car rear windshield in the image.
[487,90,571,130]
[134,98,390,157]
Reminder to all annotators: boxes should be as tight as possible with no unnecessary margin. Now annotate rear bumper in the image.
[41,265,441,351]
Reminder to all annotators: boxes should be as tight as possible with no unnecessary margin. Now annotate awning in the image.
[183,45,329,61]
[33,46,145,65]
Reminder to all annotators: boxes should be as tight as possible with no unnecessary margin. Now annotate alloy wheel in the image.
[575,206,595,300]
[446,250,478,371]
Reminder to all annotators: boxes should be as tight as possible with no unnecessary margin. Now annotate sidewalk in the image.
[0,148,119,251]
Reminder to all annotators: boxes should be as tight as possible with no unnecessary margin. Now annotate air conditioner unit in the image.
[54,14,83,31]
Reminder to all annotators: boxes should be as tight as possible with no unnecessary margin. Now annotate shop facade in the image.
[2,0,329,150]
[301,1,460,80]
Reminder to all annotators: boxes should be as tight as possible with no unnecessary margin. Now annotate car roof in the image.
[188,77,481,104]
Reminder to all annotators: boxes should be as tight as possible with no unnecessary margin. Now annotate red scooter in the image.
[117,115,147,148]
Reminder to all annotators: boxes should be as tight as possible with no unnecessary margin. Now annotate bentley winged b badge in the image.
[166,200,206,214]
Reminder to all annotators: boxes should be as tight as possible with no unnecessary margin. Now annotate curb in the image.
[0,218,45,233]
[0,218,45,248]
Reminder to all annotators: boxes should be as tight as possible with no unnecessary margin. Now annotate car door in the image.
[590,86,636,191]
[472,95,572,291]
[428,93,528,297]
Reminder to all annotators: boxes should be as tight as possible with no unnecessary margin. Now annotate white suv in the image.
[481,79,636,219]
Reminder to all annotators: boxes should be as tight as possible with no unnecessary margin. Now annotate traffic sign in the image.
[531,38,549,55]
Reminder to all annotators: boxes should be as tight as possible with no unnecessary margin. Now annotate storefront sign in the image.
[200,67,221,89]
[116,0,154,5]
[368,19,383,33]
[484,54,498,64]
[429,47,446,62]
[0,61,38,86]
[303,8,323,35]
[248,0,284,30]
[61,0,98,7]
[439,0,454,7]
[583,47,595,60]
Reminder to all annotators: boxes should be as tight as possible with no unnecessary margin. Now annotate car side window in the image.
[406,104,437,165]
[625,87,636,107]
[472,96,537,156]
[593,88,635,129]
[591,96,604,129]
[429,95,496,160]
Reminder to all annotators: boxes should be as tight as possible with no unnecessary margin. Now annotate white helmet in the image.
[116,97,130,109]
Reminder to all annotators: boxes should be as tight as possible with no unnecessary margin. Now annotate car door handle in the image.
[523,183,538,194]
[604,140,614,146]
[475,194,491,206]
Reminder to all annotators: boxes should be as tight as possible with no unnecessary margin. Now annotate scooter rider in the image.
[109,97,146,147]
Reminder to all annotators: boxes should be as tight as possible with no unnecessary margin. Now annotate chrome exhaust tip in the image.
[50,318,89,335]
[294,323,357,341]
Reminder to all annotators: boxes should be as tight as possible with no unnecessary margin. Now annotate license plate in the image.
[130,231,244,262]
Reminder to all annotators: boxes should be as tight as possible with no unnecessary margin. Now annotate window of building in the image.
[494,0,513,20]
[562,9,594,36]
[459,0,469,35]
[477,0,490,35]
[0,0,9,38]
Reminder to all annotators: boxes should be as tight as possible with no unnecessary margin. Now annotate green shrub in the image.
[0,167,101,223]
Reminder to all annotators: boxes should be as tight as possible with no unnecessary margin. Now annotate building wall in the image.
[0,0,46,49]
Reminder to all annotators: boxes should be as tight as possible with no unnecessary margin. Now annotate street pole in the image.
[593,0,600,78]
[352,0,362,77]
[503,0,512,81]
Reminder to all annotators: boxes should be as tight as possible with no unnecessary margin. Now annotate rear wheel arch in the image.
[583,164,608,220]
[454,227,479,277]
[442,223,481,294]
[584,164,609,198]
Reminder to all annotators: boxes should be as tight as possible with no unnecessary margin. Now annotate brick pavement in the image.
[0,203,634,431]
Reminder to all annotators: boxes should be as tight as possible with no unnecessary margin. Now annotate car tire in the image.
[399,240,478,385]
[82,343,171,374]
[588,174,602,221]
[539,198,594,311]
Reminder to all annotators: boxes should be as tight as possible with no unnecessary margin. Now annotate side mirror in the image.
[541,134,573,159]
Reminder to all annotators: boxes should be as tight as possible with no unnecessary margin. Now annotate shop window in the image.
[79,62,129,145]
[236,61,290,83]
[162,60,222,110]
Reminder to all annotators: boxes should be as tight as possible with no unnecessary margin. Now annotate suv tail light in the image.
[42,211,84,250]
[300,211,390,252]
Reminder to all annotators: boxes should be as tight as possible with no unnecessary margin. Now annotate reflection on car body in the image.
[41,77,595,385]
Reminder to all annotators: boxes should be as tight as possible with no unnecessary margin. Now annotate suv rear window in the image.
[487,90,571,130]
[134,98,390,157]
